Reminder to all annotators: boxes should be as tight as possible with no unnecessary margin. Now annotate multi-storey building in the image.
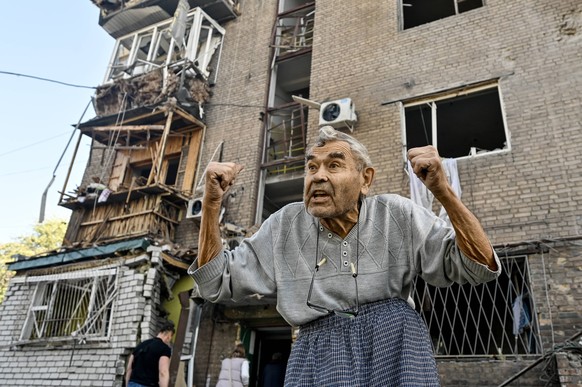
[1,1,581,386]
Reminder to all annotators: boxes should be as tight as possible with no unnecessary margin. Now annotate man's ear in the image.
[360,167,375,195]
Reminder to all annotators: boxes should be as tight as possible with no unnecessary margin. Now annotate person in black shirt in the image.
[125,321,175,387]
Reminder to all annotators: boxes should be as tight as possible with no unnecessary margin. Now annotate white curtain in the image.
[407,158,461,227]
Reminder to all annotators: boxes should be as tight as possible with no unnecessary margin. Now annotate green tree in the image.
[0,218,67,303]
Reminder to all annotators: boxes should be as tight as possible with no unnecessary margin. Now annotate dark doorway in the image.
[250,327,292,387]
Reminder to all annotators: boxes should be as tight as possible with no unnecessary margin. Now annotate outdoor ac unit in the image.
[318,98,357,131]
[186,197,204,220]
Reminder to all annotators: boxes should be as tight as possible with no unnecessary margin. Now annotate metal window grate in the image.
[412,256,541,357]
[20,271,118,341]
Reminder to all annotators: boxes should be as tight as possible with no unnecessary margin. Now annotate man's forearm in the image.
[159,373,169,387]
[125,355,133,386]
[196,162,243,268]
[437,186,497,271]
[197,199,224,267]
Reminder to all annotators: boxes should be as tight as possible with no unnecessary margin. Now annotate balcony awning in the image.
[8,238,151,271]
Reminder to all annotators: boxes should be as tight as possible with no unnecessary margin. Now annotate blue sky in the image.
[0,1,114,243]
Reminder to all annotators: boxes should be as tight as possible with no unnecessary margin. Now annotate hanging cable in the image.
[0,70,97,89]
[99,92,129,184]
[39,98,93,223]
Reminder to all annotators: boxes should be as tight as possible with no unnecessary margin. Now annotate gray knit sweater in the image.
[190,194,501,326]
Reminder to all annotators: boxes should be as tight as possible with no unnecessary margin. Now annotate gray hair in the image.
[307,126,373,171]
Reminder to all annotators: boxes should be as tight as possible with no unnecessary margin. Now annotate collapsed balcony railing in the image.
[261,102,308,177]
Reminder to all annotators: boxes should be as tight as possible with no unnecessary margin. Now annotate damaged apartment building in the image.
[1,0,581,386]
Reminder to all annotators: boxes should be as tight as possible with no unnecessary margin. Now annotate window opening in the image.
[402,0,484,29]
[20,271,118,341]
[165,158,180,186]
[404,85,508,158]
[257,1,314,223]
[110,36,134,79]
[129,164,153,185]
[273,5,315,57]
[412,256,541,356]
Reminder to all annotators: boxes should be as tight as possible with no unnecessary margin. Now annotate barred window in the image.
[412,256,541,356]
[20,269,118,342]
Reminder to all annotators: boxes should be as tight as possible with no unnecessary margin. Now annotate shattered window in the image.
[104,8,225,83]
[412,256,542,356]
[110,37,134,79]
[20,270,118,341]
[402,0,484,29]
[404,84,508,158]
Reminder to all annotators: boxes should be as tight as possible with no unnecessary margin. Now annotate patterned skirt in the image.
[285,298,440,386]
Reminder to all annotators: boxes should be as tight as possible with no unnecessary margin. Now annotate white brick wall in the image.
[0,261,165,386]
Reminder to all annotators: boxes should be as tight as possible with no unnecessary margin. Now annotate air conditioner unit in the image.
[186,197,204,220]
[318,98,357,131]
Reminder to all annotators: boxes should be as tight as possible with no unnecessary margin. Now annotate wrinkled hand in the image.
[204,162,244,204]
[407,146,448,197]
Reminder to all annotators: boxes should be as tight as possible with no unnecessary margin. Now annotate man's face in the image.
[161,331,173,344]
[303,140,368,219]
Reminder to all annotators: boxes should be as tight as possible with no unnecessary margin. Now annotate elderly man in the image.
[189,126,500,386]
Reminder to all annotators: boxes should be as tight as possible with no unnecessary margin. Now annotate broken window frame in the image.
[272,3,316,58]
[401,82,510,160]
[103,7,225,84]
[400,0,485,30]
[19,269,118,343]
[412,255,542,357]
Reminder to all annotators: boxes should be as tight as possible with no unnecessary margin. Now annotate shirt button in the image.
[343,260,349,266]
[319,226,324,231]
[342,251,347,256]
[328,233,332,238]
[342,241,348,246]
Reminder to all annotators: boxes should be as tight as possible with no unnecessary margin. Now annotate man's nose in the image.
[312,167,329,182]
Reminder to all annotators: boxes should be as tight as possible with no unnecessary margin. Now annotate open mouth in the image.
[311,190,330,202]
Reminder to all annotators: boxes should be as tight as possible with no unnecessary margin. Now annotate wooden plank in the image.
[79,209,155,226]
[181,129,203,194]
[154,110,174,185]
[83,125,165,132]
[109,152,129,191]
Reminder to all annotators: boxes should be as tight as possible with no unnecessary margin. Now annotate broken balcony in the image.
[93,6,225,120]
[59,102,205,247]
[93,0,239,38]
[271,2,315,59]
[260,102,308,217]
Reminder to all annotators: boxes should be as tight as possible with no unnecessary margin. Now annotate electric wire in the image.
[0,70,97,90]
[0,131,71,158]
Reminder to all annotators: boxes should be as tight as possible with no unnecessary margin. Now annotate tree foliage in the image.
[0,218,67,303]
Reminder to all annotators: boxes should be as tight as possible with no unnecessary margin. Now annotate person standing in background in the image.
[216,343,250,387]
[125,320,175,387]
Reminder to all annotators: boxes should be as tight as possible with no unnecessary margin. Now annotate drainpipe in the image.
[169,291,191,386]
[184,297,205,387]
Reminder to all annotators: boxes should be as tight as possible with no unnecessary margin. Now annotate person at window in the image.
[125,320,175,387]
[189,126,500,386]
[216,343,250,387]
